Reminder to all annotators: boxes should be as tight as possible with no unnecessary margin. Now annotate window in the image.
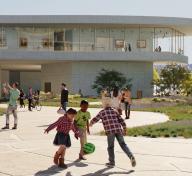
[44,82,51,93]
[20,38,28,48]
[0,27,7,48]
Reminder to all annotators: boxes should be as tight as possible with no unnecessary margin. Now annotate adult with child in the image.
[89,97,136,167]
[75,100,91,160]
[44,108,79,169]
[60,83,69,112]
[2,82,20,130]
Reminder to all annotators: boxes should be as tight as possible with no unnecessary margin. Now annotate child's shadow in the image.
[67,159,89,168]
[34,160,88,176]
[34,165,64,176]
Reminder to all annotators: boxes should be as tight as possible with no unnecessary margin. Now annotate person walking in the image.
[2,82,20,130]
[60,83,69,112]
[89,97,136,167]
[19,89,25,108]
[111,87,122,115]
[123,88,132,119]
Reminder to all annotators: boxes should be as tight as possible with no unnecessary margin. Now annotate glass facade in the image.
[0,25,185,54]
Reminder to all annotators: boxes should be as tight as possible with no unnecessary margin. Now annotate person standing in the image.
[19,89,25,108]
[89,97,136,167]
[61,83,69,112]
[123,88,132,119]
[2,82,20,130]
[28,87,33,111]
[111,87,122,115]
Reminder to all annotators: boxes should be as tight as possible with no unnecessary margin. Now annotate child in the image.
[75,100,91,160]
[89,97,136,167]
[44,108,79,169]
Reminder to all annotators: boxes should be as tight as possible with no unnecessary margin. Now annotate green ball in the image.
[83,143,95,154]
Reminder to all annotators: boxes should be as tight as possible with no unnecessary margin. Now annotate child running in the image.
[90,97,136,167]
[44,108,79,169]
[75,100,91,160]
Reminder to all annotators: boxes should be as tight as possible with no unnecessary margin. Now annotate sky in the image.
[0,0,192,63]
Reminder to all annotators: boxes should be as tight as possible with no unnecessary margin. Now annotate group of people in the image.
[1,82,40,130]
[19,88,40,111]
[1,82,136,169]
[44,83,135,169]
[103,87,132,119]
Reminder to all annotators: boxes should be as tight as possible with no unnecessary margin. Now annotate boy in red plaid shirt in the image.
[90,97,136,167]
[44,108,79,169]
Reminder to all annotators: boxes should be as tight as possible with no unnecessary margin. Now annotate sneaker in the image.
[105,162,115,167]
[130,156,136,167]
[2,125,9,130]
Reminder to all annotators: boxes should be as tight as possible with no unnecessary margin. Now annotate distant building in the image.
[0,15,188,97]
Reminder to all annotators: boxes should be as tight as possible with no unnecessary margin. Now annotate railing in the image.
[0,41,185,55]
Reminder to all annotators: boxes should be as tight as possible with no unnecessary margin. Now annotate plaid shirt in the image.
[46,115,79,135]
[90,107,127,135]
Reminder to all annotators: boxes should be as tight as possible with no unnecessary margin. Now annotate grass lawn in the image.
[0,108,6,116]
[40,97,101,108]
[126,104,192,138]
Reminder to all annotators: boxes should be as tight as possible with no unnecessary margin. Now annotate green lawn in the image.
[0,108,6,116]
[126,105,192,138]
[136,105,192,121]
[40,97,101,108]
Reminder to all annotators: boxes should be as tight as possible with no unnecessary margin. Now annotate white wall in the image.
[41,61,153,97]
[20,71,41,93]
[41,63,72,93]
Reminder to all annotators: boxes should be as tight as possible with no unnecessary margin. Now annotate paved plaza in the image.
[0,106,191,176]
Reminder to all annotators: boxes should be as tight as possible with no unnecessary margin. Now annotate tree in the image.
[181,74,192,96]
[92,69,132,94]
[153,64,191,96]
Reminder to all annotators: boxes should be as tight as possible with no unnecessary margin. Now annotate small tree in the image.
[182,74,192,96]
[92,69,132,94]
[153,64,191,96]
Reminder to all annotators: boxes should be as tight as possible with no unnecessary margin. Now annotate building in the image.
[0,15,189,97]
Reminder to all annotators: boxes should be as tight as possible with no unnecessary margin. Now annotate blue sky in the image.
[0,0,192,63]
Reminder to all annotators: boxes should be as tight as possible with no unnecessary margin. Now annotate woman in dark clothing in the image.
[19,89,25,108]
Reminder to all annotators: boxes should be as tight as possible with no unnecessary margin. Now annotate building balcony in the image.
[0,49,188,64]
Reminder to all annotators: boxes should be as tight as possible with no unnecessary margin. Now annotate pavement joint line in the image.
[170,163,192,174]
[120,152,192,160]
[0,171,14,176]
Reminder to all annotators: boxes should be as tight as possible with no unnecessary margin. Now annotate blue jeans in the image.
[61,102,68,112]
[107,133,133,164]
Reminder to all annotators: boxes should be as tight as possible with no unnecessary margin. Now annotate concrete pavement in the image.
[0,106,191,176]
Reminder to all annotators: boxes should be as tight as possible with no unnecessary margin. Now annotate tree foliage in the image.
[92,69,132,94]
[153,64,191,96]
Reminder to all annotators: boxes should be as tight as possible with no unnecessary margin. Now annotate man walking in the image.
[60,83,68,112]
[2,82,20,130]
[90,97,136,167]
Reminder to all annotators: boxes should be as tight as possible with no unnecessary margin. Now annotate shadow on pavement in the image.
[34,165,64,176]
[34,160,88,176]
[81,167,134,176]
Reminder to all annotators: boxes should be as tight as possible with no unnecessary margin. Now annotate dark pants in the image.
[107,133,133,164]
[125,102,131,118]
[20,99,25,107]
[61,102,68,112]
[28,99,32,110]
